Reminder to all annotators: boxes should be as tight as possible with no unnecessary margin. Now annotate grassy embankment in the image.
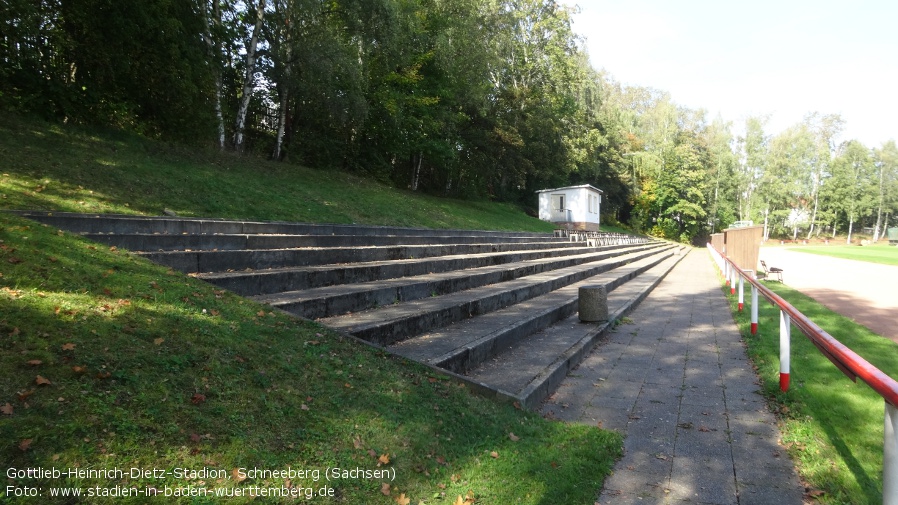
[720,265,898,504]
[0,114,622,504]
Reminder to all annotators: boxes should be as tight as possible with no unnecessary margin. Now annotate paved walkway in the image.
[759,245,898,342]
[540,249,806,504]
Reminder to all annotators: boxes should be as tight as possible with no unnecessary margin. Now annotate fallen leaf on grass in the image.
[19,439,32,451]
[35,375,51,386]
[508,432,520,442]
[395,493,411,505]
[191,393,206,405]
[61,343,76,351]
[453,491,475,505]
[380,482,391,496]
[378,453,391,465]
[26,360,43,366]
[806,489,825,499]
[231,469,246,483]
[489,451,498,459]
[1,403,13,415]
[17,389,34,402]
[153,338,165,345]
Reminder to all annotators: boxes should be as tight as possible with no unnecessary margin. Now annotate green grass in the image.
[720,268,898,504]
[0,115,624,504]
[0,113,555,232]
[790,243,898,267]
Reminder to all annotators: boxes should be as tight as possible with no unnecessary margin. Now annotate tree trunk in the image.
[233,0,266,152]
[214,74,225,150]
[762,207,770,241]
[273,87,288,160]
[846,217,854,244]
[874,157,885,241]
[411,153,423,191]
[806,177,819,240]
[203,0,226,150]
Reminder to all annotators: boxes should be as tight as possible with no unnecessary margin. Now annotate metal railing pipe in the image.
[707,243,898,505]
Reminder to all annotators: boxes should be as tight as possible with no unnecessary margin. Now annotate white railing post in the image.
[780,310,791,392]
[751,281,759,335]
[885,402,898,505]
[738,274,745,312]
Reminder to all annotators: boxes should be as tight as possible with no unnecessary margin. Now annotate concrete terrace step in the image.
[466,252,685,409]
[386,249,678,374]
[197,243,643,296]
[252,243,668,319]
[317,244,677,346]
[12,210,673,410]
[139,240,585,274]
[11,211,553,238]
[79,232,560,252]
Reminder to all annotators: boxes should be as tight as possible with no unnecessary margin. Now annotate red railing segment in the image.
[709,245,898,408]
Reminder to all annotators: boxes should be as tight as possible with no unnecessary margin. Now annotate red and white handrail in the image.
[707,244,898,504]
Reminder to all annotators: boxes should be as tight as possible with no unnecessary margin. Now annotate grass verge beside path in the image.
[0,113,554,232]
[790,243,898,267]
[0,211,622,504]
[720,269,898,504]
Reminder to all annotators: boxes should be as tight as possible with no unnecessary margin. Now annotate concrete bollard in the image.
[579,285,608,322]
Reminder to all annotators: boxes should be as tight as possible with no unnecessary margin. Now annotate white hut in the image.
[536,184,603,231]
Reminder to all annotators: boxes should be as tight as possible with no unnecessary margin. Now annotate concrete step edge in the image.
[324,245,678,346]
[198,243,656,295]
[253,243,667,319]
[81,232,568,251]
[9,210,557,238]
[514,251,688,409]
[406,249,675,374]
[138,241,591,273]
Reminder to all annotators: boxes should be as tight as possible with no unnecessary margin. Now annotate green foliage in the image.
[7,0,893,245]
[1,0,215,140]
[824,140,877,242]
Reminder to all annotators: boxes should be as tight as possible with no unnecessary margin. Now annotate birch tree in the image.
[233,0,266,152]
[203,0,228,149]
[872,141,898,241]
[827,140,877,243]
[802,113,843,239]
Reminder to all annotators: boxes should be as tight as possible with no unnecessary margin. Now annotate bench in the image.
[760,260,783,282]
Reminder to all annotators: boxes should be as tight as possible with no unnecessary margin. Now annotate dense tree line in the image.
[2,0,895,242]
[731,114,898,244]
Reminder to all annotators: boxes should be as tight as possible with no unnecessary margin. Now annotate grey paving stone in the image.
[545,249,804,504]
